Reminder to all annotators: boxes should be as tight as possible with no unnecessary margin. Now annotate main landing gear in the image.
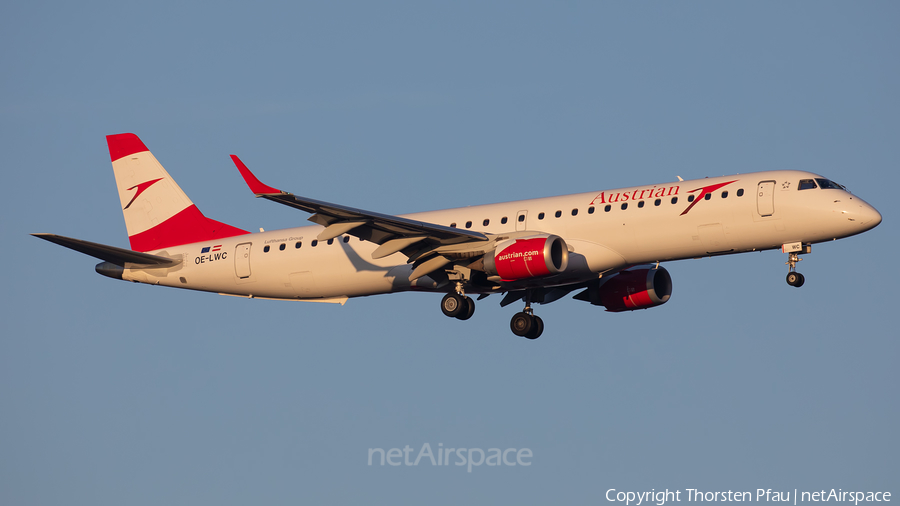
[509,290,543,340]
[510,307,543,340]
[439,284,544,339]
[441,291,475,321]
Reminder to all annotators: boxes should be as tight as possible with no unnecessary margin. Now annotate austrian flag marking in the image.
[195,245,226,265]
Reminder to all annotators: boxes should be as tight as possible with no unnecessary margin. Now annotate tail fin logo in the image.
[124,178,164,210]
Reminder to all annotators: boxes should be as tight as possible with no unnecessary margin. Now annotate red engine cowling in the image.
[592,266,672,312]
[483,235,569,281]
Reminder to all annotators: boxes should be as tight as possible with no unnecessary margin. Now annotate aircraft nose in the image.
[861,203,882,228]
[853,200,882,230]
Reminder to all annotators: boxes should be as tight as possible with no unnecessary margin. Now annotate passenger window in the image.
[538,212,545,220]
[465,221,472,229]
[518,215,525,222]
[327,238,334,245]
[621,203,628,210]
[450,223,456,228]
[737,189,744,197]
[605,205,611,212]
[263,245,270,253]
[555,210,562,218]
[637,201,644,208]
[721,191,728,198]
[799,179,818,190]
[588,206,595,214]
[343,236,350,243]
[704,193,711,200]
[571,208,578,216]
[688,195,695,202]
[295,242,302,248]
[483,219,490,226]
[501,217,508,224]
[654,199,661,206]
[279,243,286,251]
[671,197,678,204]
[311,240,318,247]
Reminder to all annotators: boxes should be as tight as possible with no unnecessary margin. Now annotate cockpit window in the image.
[798,179,818,190]
[815,178,846,190]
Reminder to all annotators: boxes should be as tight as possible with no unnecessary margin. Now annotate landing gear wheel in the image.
[524,316,543,340]
[510,312,533,337]
[785,250,807,288]
[441,293,465,317]
[786,272,805,287]
[456,297,476,320]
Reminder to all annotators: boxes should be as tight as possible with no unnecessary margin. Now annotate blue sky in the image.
[1,2,898,505]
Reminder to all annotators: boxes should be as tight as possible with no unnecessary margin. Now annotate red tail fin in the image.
[107,133,249,252]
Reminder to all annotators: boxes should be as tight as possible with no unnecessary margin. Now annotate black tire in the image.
[525,316,544,340]
[441,293,465,317]
[510,312,533,337]
[456,296,475,320]
[786,272,804,287]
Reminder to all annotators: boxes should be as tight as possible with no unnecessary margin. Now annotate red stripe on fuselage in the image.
[128,205,249,252]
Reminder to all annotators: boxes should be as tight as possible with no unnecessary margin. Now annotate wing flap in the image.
[317,221,367,242]
[230,155,489,261]
[408,255,452,281]
[372,236,427,259]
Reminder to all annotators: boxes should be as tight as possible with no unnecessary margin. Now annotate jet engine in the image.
[576,265,672,312]
[482,234,569,281]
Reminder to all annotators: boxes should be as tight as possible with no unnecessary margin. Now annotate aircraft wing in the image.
[231,156,490,269]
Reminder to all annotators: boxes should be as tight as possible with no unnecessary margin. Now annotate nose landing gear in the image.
[784,243,811,287]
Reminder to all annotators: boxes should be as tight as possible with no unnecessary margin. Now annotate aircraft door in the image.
[757,181,775,217]
[515,210,528,231]
[235,243,252,278]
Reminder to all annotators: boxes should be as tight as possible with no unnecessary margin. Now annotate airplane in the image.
[34,133,882,339]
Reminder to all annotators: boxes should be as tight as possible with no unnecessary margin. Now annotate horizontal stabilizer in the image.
[32,233,180,267]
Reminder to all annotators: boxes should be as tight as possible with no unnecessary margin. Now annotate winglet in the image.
[230,155,284,195]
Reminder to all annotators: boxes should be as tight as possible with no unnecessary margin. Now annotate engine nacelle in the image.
[483,234,569,281]
[583,266,672,312]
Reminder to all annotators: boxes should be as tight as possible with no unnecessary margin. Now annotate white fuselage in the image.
[122,170,881,301]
